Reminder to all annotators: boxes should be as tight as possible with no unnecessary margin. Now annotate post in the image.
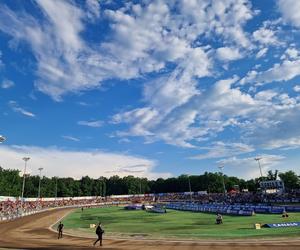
[38,167,43,199]
[21,157,30,214]
[38,168,43,199]
[255,157,263,177]
[255,157,266,199]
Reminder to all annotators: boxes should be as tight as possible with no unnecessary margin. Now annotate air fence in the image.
[166,202,300,216]
[1,194,300,221]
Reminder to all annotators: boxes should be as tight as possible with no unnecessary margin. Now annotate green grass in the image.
[62,206,300,239]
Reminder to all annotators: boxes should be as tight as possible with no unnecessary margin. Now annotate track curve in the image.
[0,208,299,250]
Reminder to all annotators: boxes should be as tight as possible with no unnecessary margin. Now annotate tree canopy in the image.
[0,167,298,198]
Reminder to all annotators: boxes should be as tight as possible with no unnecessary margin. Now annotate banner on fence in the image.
[265,222,300,228]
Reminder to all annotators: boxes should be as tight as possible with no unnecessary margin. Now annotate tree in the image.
[0,167,21,196]
[80,176,94,196]
[245,179,258,192]
[106,175,125,195]
[93,177,106,197]
[2,165,298,197]
[267,170,278,180]
[224,176,240,191]
[279,171,300,190]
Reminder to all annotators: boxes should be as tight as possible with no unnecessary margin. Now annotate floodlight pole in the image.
[255,157,263,178]
[218,166,226,196]
[21,157,30,214]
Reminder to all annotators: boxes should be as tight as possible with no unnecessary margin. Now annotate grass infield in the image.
[62,206,300,239]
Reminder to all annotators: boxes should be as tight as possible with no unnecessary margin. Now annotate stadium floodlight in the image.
[218,166,226,196]
[20,157,30,214]
[38,167,43,199]
[254,157,263,177]
[0,135,6,143]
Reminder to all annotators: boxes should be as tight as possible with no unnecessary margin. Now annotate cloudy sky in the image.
[0,0,300,179]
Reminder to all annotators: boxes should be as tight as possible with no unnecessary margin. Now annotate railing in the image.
[0,201,127,222]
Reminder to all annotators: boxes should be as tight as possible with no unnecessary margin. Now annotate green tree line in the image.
[0,167,299,198]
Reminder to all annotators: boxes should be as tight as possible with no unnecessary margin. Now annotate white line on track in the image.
[46,208,300,245]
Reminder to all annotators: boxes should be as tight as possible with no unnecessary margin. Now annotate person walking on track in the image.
[57,221,64,239]
[93,222,104,246]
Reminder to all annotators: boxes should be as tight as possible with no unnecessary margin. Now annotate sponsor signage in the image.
[266,222,300,228]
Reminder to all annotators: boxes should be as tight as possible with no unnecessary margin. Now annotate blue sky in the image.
[1,0,300,179]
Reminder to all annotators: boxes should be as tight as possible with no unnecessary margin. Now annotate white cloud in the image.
[285,48,299,59]
[256,47,268,58]
[4,1,300,163]
[278,0,300,27]
[78,120,103,128]
[263,137,300,150]
[61,135,80,142]
[113,70,300,154]
[240,59,300,85]
[190,142,254,160]
[85,0,101,21]
[253,27,279,45]
[8,101,36,118]
[118,138,131,144]
[0,145,170,179]
[0,0,255,101]
[254,89,278,101]
[1,79,15,89]
[143,57,207,114]
[0,1,102,101]
[113,76,258,148]
[0,50,3,67]
[243,98,300,150]
[217,154,285,179]
[113,107,158,137]
[216,47,243,61]
[199,76,255,120]
[77,101,90,106]
[280,47,300,60]
[294,85,300,92]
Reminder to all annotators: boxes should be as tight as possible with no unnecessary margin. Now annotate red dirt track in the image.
[0,208,299,250]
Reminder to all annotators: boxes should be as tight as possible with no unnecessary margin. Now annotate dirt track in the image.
[0,208,299,250]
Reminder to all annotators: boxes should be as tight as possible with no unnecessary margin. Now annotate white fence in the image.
[0,200,126,222]
[0,195,100,202]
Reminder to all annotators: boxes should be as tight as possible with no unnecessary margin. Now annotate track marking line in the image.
[46,208,300,245]
[48,209,75,233]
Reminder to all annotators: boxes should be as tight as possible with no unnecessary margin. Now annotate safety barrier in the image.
[0,201,127,222]
[167,202,300,215]
[166,203,254,216]
[166,202,300,215]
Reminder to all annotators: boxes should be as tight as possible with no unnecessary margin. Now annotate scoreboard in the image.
[259,180,285,193]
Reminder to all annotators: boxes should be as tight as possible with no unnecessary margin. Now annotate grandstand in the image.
[0,186,300,250]
[1,190,300,221]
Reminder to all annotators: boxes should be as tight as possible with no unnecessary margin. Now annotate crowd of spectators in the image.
[265,190,300,203]
[153,191,300,204]
[1,190,299,221]
[0,197,107,220]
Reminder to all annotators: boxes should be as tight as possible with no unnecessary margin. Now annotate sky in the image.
[0,0,300,180]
